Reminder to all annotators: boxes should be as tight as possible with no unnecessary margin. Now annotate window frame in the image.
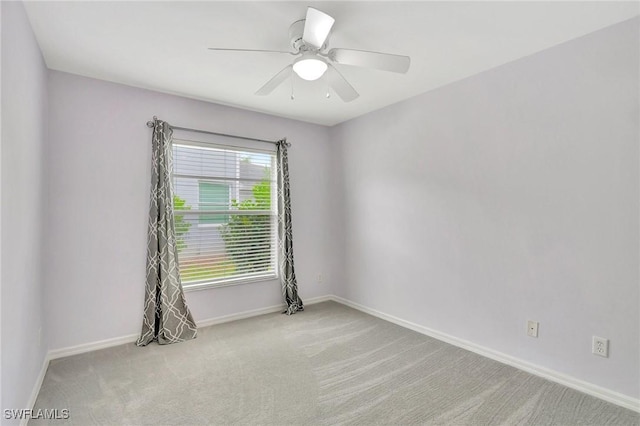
[172,138,279,292]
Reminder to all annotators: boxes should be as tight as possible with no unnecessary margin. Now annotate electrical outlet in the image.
[592,336,609,357]
[527,320,539,338]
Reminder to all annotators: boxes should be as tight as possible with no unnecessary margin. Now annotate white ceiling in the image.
[24,1,639,126]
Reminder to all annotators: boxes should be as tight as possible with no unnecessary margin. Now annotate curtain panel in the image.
[137,118,197,346]
[277,139,304,315]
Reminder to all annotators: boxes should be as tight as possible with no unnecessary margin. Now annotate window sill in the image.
[182,273,278,292]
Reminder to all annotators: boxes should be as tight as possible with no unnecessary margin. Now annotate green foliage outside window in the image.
[173,194,191,253]
[221,175,272,273]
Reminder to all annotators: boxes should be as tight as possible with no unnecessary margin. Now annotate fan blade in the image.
[325,64,359,102]
[328,48,410,73]
[255,65,293,96]
[302,7,335,49]
[208,48,294,55]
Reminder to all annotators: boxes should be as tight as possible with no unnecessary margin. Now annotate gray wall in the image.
[45,71,337,351]
[1,1,49,419]
[330,17,639,399]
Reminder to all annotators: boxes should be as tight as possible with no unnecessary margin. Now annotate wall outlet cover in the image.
[592,336,609,358]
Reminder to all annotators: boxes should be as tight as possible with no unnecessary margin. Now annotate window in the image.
[172,140,277,289]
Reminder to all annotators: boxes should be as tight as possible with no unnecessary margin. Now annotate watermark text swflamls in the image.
[4,408,70,420]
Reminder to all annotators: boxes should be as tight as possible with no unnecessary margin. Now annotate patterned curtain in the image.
[277,139,304,315]
[137,118,198,346]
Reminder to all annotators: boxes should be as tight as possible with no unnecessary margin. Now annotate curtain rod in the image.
[146,117,289,146]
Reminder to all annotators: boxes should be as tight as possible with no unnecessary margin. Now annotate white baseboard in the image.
[196,303,285,328]
[48,295,330,361]
[20,355,50,426]
[303,294,334,305]
[329,295,640,413]
[48,333,139,360]
[197,294,331,328]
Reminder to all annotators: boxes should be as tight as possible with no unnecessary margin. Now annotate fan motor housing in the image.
[289,19,305,52]
[289,19,327,52]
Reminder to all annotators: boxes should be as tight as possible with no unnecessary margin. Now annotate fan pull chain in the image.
[326,82,331,99]
[290,74,295,100]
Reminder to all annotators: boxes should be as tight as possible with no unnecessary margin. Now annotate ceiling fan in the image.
[208,7,410,102]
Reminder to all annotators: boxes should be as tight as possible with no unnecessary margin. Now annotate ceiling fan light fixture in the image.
[293,53,327,81]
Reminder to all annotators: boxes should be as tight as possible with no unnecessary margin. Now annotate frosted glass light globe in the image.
[293,54,328,81]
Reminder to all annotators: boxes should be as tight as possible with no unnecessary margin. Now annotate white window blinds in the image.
[172,140,278,287]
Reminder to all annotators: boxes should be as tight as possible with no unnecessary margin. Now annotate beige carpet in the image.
[32,301,639,425]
